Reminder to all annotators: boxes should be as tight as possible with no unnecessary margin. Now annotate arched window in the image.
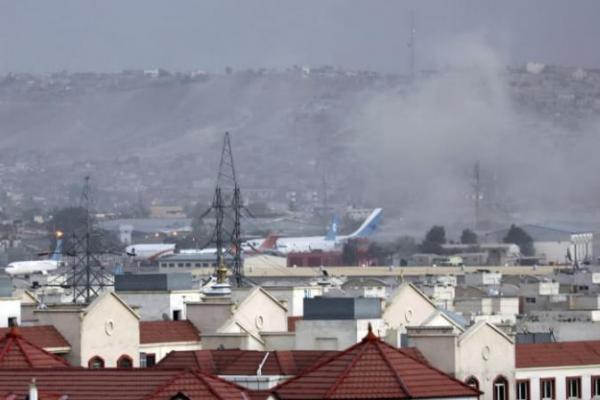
[466,376,480,390]
[88,356,105,369]
[117,354,133,368]
[493,376,509,400]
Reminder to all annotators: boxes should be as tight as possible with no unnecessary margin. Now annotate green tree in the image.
[420,225,446,254]
[460,229,478,244]
[503,225,534,256]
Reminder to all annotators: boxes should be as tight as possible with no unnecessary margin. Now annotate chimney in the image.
[29,378,38,400]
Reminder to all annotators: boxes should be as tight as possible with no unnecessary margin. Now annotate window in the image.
[185,263,191,268]
[170,393,190,400]
[592,376,600,398]
[7,317,17,327]
[466,376,479,390]
[525,297,536,303]
[169,263,175,268]
[172,310,181,321]
[516,380,530,400]
[493,376,509,400]
[566,377,581,399]
[117,355,133,368]
[146,353,156,367]
[540,378,555,400]
[88,356,105,369]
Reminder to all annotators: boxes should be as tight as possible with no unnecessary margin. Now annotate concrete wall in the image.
[261,332,296,350]
[80,294,140,367]
[534,241,569,264]
[117,291,201,321]
[0,299,20,327]
[407,330,457,375]
[266,286,321,317]
[35,309,82,366]
[186,302,233,333]
[383,285,437,331]
[232,290,287,333]
[295,319,385,350]
[456,324,515,400]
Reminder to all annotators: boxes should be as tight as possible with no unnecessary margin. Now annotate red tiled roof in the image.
[139,320,200,345]
[157,349,339,376]
[516,340,600,368]
[0,369,248,400]
[272,329,480,400]
[0,327,70,368]
[0,326,70,350]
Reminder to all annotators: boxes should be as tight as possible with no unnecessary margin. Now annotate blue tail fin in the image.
[50,239,63,262]
[325,215,338,241]
[348,208,383,238]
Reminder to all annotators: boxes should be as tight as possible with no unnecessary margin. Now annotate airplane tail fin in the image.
[259,234,279,251]
[348,208,383,238]
[325,215,338,241]
[50,239,63,262]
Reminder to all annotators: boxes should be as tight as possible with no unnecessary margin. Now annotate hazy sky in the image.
[0,0,599,74]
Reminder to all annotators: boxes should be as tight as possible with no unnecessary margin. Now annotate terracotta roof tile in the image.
[0,327,70,368]
[0,326,69,350]
[157,350,338,376]
[516,340,600,368]
[139,320,200,345]
[0,369,248,400]
[272,329,480,400]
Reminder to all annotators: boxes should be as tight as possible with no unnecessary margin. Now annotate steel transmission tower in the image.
[209,132,244,286]
[62,176,114,303]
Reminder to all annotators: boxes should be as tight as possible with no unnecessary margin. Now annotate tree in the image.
[460,229,478,245]
[503,224,534,256]
[420,225,446,254]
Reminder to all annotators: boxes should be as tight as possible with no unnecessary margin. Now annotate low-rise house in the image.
[272,327,480,400]
[407,321,516,400]
[186,287,288,350]
[295,297,384,350]
[34,292,140,367]
[115,273,201,321]
[515,340,600,400]
[454,296,520,325]
[382,282,439,341]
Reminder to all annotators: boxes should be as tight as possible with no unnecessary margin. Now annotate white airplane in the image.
[243,208,383,255]
[125,243,176,261]
[5,234,64,277]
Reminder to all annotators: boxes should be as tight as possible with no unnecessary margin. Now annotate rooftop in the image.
[0,326,70,350]
[0,369,249,400]
[140,320,200,345]
[0,327,70,368]
[516,340,600,368]
[272,327,479,400]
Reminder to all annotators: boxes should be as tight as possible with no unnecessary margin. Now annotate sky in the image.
[0,0,599,74]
